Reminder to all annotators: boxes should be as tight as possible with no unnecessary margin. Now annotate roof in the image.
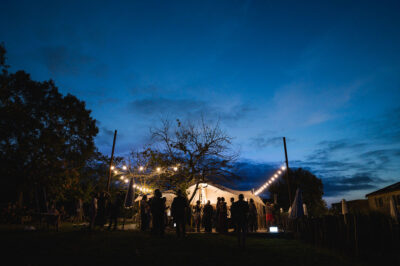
[186,182,265,206]
[365,182,400,197]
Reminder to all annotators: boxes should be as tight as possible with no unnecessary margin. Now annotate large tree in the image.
[139,118,238,202]
[0,44,98,206]
[268,168,327,217]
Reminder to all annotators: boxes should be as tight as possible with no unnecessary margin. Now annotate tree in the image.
[0,44,98,207]
[147,118,237,203]
[268,168,327,217]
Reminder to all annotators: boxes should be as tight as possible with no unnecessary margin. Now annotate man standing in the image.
[193,200,202,232]
[203,200,213,233]
[232,194,249,248]
[248,198,258,232]
[140,195,149,231]
[150,189,166,237]
[171,189,188,238]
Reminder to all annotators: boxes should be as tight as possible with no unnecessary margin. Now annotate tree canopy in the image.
[124,118,238,202]
[268,168,327,217]
[0,44,98,206]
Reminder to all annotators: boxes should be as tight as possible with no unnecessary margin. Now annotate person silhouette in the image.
[150,189,165,237]
[248,198,258,232]
[193,200,202,232]
[171,189,188,238]
[232,194,249,248]
[203,200,213,233]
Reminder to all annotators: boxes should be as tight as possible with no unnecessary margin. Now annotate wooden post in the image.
[107,130,117,192]
[283,137,292,206]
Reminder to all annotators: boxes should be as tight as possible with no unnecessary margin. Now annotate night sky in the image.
[1,0,399,205]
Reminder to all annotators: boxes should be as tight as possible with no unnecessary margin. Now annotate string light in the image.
[173,166,178,171]
[122,165,127,170]
[254,165,286,196]
[110,166,115,170]
[156,167,161,172]
[139,166,144,171]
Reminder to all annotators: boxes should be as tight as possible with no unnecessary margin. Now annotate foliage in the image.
[0,44,98,206]
[268,168,327,217]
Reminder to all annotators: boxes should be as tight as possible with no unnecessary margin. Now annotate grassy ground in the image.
[1,224,369,266]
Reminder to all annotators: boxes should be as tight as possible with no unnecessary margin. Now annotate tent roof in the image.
[187,183,265,206]
[134,183,265,207]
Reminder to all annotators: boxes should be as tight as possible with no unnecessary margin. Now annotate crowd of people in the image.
[2,187,279,246]
[138,189,270,247]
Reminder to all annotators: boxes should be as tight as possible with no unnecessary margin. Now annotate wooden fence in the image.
[281,214,400,263]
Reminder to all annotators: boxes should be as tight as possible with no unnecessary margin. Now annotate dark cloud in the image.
[353,107,400,143]
[307,139,367,161]
[128,97,253,123]
[40,46,94,76]
[321,173,393,197]
[39,45,108,78]
[250,136,294,148]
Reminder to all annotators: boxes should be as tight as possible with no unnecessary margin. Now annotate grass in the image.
[1,224,369,266]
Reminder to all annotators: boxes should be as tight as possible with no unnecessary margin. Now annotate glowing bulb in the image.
[278,170,282,174]
[113,170,118,174]
[110,166,115,170]
[120,176,124,180]
[139,166,144,171]
[124,179,129,183]
[281,166,286,170]
[133,184,136,188]
[274,174,278,178]
[122,165,127,170]
[173,166,178,171]
[156,167,161,172]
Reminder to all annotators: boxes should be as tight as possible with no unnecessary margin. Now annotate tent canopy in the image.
[187,183,265,206]
[135,183,265,207]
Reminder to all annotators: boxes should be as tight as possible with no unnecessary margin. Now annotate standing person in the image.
[48,203,60,231]
[89,193,98,230]
[232,194,249,248]
[140,195,149,231]
[108,192,123,231]
[171,189,188,238]
[219,197,228,233]
[229,197,236,232]
[215,197,221,232]
[266,203,274,230]
[96,192,108,229]
[248,199,258,232]
[150,189,166,237]
[203,200,213,233]
[230,197,236,232]
[75,198,84,223]
[193,200,202,232]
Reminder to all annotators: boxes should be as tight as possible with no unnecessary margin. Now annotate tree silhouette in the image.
[0,44,98,206]
[268,168,327,217]
[147,118,238,202]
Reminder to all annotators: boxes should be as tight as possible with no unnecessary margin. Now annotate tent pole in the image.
[283,137,292,206]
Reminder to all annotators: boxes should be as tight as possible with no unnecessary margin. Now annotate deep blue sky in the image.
[1,0,399,204]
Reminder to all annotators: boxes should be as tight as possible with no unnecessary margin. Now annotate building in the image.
[331,199,369,214]
[365,182,400,214]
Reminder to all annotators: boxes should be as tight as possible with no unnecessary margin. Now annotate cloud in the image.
[307,139,367,161]
[353,107,400,143]
[128,96,253,123]
[321,173,393,197]
[250,136,294,148]
[39,45,108,78]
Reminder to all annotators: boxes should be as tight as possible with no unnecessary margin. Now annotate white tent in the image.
[135,183,267,228]
[186,183,265,206]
